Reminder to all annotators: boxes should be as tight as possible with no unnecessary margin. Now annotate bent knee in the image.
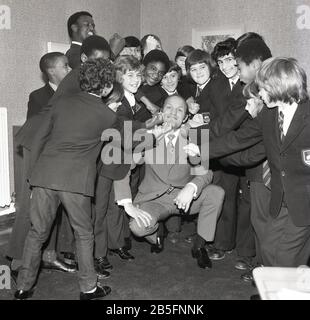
[206,184,225,202]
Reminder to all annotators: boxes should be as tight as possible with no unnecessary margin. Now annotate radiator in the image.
[0,107,11,207]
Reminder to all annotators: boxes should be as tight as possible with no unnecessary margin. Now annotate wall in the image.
[141,0,310,76]
[0,0,140,194]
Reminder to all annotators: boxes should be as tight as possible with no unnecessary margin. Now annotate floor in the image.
[0,218,256,300]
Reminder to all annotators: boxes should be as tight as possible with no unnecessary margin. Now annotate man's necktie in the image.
[278,110,285,141]
[262,160,271,190]
[167,133,175,164]
[195,86,202,100]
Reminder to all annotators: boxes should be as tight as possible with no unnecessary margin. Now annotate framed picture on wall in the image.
[192,26,244,53]
[47,41,70,54]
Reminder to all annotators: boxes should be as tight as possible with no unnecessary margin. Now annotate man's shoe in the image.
[95,256,113,271]
[150,236,164,254]
[110,248,135,261]
[62,252,76,267]
[191,247,212,269]
[208,248,226,261]
[41,259,77,273]
[167,232,180,244]
[80,284,111,300]
[96,268,110,280]
[241,270,254,282]
[235,257,253,271]
[250,294,261,300]
[123,237,132,251]
[14,289,34,300]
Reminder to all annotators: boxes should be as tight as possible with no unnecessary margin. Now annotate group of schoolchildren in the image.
[8,11,310,300]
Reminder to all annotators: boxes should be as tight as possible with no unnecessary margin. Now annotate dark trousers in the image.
[93,175,125,258]
[260,205,310,267]
[250,182,270,265]
[235,176,255,258]
[7,148,70,260]
[17,187,97,292]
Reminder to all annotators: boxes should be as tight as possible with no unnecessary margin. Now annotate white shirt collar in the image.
[278,101,298,135]
[72,41,82,46]
[164,129,180,147]
[48,82,57,92]
[124,90,136,107]
[198,78,210,91]
[229,75,239,90]
[162,88,178,96]
[88,92,101,98]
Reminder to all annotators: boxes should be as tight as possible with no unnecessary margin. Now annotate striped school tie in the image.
[278,110,285,141]
[262,160,271,190]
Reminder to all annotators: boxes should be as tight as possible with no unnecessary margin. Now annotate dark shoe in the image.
[235,257,253,271]
[110,248,135,260]
[80,284,111,300]
[167,232,180,244]
[96,268,110,280]
[150,236,164,254]
[95,256,113,271]
[250,294,261,300]
[123,237,132,251]
[241,270,254,282]
[14,289,34,300]
[191,247,212,269]
[41,259,77,273]
[208,248,226,261]
[62,252,76,267]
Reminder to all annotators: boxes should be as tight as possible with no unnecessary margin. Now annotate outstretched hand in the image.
[124,203,152,228]
[151,122,173,141]
[183,143,201,157]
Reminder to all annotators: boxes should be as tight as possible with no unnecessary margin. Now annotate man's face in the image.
[49,56,71,85]
[144,61,166,86]
[161,70,179,93]
[74,15,96,41]
[175,56,187,76]
[189,62,210,86]
[237,58,257,84]
[162,96,187,130]
[122,69,142,94]
[120,47,142,61]
[217,53,239,79]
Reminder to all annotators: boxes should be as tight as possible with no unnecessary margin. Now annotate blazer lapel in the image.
[281,101,309,151]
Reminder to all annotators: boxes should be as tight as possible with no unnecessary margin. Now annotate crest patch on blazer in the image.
[302,149,310,166]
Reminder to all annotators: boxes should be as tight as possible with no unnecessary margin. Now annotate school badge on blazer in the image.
[301,149,310,166]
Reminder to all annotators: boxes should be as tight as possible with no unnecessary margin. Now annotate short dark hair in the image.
[185,49,215,73]
[236,32,264,47]
[80,58,115,95]
[164,62,182,79]
[235,39,272,65]
[67,11,93,38]
[212,38,237,62]
[175,45,195,60]
[142,49,170,72]
[124,36,141,48]
[81,35,111,58]
[39,52,65,75]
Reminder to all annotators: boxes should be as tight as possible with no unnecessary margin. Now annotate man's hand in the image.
[174,184,196,213]
[187,97,200,115]
[151,122,172,141]
[245,97,264,118]
[144,35,162,55]
[109,33,126,57]
[145,112,164,129]
[124,203,152,228]
[183,143,201,157]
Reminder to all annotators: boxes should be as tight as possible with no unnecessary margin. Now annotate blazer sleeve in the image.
[189,168,213,198]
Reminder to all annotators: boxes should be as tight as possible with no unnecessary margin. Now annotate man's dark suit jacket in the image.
[29,92,119,197]
[66,43,81,70]
[26,84,55,120]
[203,100,310,227]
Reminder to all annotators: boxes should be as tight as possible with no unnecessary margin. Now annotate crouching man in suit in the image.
[114,95,225,269]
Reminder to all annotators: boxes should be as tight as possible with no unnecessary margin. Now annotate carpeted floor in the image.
[0,221,256,300]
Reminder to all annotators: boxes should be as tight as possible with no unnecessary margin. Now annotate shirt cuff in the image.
[117,199,132,206]
[186,182,198,199]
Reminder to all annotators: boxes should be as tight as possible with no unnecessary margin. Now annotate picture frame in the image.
[192,26,244,53]
[47,41,70,54]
